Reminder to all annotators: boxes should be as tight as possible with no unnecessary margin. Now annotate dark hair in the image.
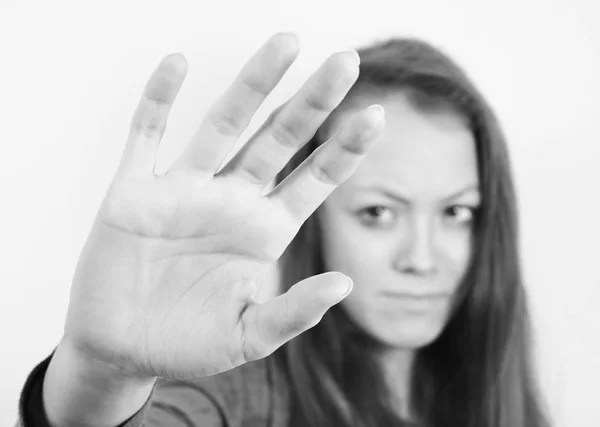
[274,37,550,427]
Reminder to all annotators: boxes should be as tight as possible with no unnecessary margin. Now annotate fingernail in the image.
[347,49,360,66]
[338,277,354,300]
[366,105,386,131]
[367,104,385,116]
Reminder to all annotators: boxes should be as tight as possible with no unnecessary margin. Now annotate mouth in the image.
[379,291,450,312]
[380,290,449,300]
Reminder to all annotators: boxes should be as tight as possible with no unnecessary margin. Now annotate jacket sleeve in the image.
[15,351,228,427]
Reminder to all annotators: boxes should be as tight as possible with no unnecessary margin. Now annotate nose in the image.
[392,216,437,276]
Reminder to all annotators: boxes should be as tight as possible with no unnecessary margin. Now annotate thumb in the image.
[240,272,353,362]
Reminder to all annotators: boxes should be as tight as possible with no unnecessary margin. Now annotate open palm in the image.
[62,33,385,382]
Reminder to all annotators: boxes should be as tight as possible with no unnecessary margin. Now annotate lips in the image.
[380,290,449,300]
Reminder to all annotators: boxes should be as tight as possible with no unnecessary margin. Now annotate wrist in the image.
[43,336,156,427]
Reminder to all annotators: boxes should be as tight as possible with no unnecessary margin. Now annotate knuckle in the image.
[240,166,264,185]
[240,333,258,363]
[279,295,304,336]
[131,100,168,137]
[310,159,339,185]
[339,135,366,155]
[270,119,300,148]
[240,327,269,364]
[241,73,271,97]
[210,111,242,137]
[145,95,171,107]
[302,91,334,113]
[279,297,294,334]
[131,121,164,138]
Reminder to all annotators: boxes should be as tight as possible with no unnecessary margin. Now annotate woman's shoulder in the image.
[153,354,290,426]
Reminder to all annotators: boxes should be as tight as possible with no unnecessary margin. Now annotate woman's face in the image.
[318,89,480,349]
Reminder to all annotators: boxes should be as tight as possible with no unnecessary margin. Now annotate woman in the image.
[276,38,550,427]
[17,33,550,427]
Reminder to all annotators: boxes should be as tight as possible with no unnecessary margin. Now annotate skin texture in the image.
[318,89,481,350]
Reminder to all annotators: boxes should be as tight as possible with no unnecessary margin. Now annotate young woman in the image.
[17,33,550,427]
[276,38,550,427]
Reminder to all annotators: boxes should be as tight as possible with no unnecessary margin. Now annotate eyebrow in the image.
[355,185,481,204]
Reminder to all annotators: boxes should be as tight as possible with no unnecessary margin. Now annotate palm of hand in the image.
[70,172,295,379]
[62,33,385,381]
[103,170,294,258]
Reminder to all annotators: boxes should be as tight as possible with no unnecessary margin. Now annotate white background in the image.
[1,0,599,425]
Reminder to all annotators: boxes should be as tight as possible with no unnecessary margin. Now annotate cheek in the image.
[319,212,388,287]
[439,229,473,288]
[321,224,383,278]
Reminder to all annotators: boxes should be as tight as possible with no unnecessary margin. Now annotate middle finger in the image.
[217,50,360,185]
[171,33,300,174]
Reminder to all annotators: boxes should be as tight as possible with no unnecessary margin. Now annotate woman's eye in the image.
[444,205,477,225]
[358,206,395,227]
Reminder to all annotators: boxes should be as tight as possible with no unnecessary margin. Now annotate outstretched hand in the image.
[63,33,385,381]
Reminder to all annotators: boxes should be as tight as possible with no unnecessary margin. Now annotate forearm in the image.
[43,337,156,427]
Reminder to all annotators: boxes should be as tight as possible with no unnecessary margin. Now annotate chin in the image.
[379,328,443,349]
[339,302,451,350]
[367,316,449,350]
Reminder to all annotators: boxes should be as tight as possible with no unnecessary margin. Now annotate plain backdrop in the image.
[1,0,599,425]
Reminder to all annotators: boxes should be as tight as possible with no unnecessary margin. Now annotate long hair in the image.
[274,38,550,427]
